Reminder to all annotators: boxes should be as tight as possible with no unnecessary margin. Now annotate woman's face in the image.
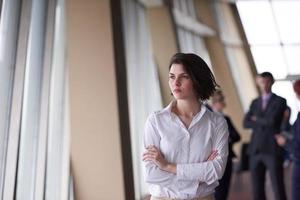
[169,63,196,100]
[213,97,226,112]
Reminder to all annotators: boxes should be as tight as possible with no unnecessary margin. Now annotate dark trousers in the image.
[250,154,286,200]
[292,162,300,200]
[215,158,232,200]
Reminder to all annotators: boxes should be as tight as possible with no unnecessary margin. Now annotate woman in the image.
[142,53,229,200]
[210,90,240,200]
[275,80,300,200]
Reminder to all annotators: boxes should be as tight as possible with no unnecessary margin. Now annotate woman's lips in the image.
[173,89,181,93]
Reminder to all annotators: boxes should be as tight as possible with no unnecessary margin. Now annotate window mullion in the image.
[2,0,33,199]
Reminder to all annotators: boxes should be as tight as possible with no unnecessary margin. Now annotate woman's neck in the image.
[173,98,201,118]
[212,107,222,113]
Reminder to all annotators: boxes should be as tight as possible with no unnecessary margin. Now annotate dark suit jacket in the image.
[224,115,241,159]
[243,93,287,156]
[292,112,300,163]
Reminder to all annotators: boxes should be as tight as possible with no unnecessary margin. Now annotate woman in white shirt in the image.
[142,53,229,200]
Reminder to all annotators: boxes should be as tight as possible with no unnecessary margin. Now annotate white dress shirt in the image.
[143,101,229,199]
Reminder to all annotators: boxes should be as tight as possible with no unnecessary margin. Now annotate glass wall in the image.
[213,1,258,112]
[0,0,70,199]
[172,0,213,67]
[237,0,300,122]
[0,0,21,197]
[122,0,163,199]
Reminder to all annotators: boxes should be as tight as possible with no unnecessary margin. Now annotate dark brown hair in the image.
[259,72,274,83]
[169,53,219,101]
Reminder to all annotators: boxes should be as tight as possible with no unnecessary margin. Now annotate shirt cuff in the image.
[176,164,186,181]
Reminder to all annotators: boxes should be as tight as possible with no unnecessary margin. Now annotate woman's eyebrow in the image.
[169,73,189,75]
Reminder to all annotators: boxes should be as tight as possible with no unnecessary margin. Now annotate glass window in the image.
[213,2,258,111]
[173,0,180,10]
[273,81,299,122]
[272,1,300,43]
[16,0,48,198]
[0,0,69,198]
[179,0,189,15]
[0,0,21,197]
[251,46,287,79]
[237,1,280,45]
[45,0,69,199]
[122,0,163,198]
[187,0,197,18]
[237,0,300,123]
[283,45,300,74]
[173,0,213,69]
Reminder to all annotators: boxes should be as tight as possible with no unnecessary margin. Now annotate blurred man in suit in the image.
[243,72,287,200]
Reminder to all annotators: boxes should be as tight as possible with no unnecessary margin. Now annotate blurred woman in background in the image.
[210,90,240,200]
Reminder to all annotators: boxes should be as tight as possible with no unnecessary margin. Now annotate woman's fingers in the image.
[142,150,159,161]
[211,151,218,159]
[143,146,169,170]
[144,149,158,154]
[146,145,158,151]
[143,152,156,158]
[142,154,154,161]
[144,146,164,158]
[206,150,218,161]
[143,146,165,164]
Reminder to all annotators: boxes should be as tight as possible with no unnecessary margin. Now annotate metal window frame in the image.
[111,0,138,199]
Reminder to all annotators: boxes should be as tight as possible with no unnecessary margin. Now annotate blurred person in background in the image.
[275,79,300,200]
[210,90,241,200]
[243,72,287,200]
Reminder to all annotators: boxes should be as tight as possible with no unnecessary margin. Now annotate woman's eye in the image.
[182,75,190,79]
[169,76,175,79]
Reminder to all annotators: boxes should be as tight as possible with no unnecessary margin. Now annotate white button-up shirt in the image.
[143,101,229,199]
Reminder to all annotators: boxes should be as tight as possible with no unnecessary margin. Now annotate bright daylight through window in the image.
[237,0,300,122]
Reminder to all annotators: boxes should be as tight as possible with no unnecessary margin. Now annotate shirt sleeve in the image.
[176,116,229,185]
[143,113,176,187]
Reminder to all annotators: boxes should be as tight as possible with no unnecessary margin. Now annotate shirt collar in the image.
[212,109,224,116]
[190,104,207,128]
[164,100,207,126]
[262,93,272,100]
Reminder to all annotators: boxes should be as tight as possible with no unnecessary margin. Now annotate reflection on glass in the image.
[237,1,280,45]
[251,46,287,79]
[272,1,300,43]
[283,45,300,75]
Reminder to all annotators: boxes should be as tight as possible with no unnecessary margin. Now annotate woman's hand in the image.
[142,145,176,174]
[206,150,218,161]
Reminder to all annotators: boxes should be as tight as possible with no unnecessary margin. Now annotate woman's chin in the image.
[173,95,185,100]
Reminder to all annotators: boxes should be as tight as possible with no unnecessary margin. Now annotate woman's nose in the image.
[174,78,180,86]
